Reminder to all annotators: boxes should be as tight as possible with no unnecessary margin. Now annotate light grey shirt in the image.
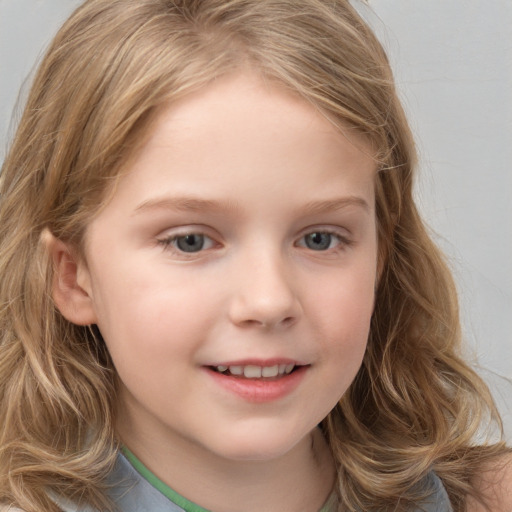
[50,451,453,512]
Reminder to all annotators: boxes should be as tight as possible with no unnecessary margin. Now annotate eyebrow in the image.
[302,196,370,215]
[133,196,241,216]
[133,195,370,216]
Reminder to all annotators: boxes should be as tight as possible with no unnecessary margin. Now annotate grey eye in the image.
[304,232,333,251]
[176,234,206,252]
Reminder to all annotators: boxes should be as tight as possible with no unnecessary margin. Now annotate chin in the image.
[207,427,309,463]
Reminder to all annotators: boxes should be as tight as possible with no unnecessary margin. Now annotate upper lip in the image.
[205,358,307,367]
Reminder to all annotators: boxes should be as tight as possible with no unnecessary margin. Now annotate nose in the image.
[227,250,302,329]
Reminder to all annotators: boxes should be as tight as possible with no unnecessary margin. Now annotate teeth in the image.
[262,365,279,377]
[214,364,296,378]
[229,365,243,376]
[244,365,262,378]
[284,364,294,374]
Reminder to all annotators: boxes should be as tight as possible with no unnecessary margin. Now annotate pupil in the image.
[306,232,331,251]
[177,234,204,252]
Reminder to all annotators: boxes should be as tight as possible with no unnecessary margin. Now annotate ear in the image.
[42,229,98,326]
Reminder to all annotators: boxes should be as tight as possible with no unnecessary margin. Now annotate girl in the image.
[0,1,510,511]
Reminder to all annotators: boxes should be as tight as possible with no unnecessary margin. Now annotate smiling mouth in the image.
[206,362,308,402]
[209,364,299,379]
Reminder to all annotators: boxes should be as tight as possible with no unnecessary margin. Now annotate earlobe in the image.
[42,229,98,326]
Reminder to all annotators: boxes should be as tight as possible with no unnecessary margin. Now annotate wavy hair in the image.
[0,1,508,511]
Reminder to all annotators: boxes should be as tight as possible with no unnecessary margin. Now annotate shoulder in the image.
[417,471,453,511]
[466,453,512,512]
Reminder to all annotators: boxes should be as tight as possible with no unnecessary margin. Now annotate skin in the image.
[467,456,512,512]
[47,72,512,511]
[51,71,379,512]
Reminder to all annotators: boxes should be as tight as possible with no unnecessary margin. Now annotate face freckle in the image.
[79,71,378,467]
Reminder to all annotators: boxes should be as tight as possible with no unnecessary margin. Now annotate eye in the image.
[158,233,215,253]
[177,234,208,252]
[304,232,335,251]
[297,231,348,251]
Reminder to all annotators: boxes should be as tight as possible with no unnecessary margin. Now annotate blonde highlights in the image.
[0,1,508,511]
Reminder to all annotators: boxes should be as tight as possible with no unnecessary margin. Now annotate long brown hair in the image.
[0,1,508,511]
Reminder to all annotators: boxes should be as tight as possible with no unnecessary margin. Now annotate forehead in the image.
[95,72,377,220]
[151,72,371,146]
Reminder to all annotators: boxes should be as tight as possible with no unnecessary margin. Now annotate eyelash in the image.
[295,229,352,252]
[157,229,352,256]
[157,232,216,255]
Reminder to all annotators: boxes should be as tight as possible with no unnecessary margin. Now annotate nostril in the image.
[280,316,296,327]
[227,286,302,328]
[238,316,296,329]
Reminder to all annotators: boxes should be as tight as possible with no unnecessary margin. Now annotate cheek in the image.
[311,262,376,362]
[318,296,372,410]
[90,264,220,357]
[319,259,376,322]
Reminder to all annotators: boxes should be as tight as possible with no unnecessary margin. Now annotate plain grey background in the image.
[1,0,511,440]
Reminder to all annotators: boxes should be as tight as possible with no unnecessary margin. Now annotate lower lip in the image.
[205,366,308,403]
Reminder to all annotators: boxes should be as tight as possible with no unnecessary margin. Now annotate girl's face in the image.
[73,72,378,462]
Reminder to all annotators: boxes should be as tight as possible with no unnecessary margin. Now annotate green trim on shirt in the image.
[318,492,337,512]
[122,447,210,512]
[122,446,335,512]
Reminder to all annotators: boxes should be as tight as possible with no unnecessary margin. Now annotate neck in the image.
[117,407,335,512]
